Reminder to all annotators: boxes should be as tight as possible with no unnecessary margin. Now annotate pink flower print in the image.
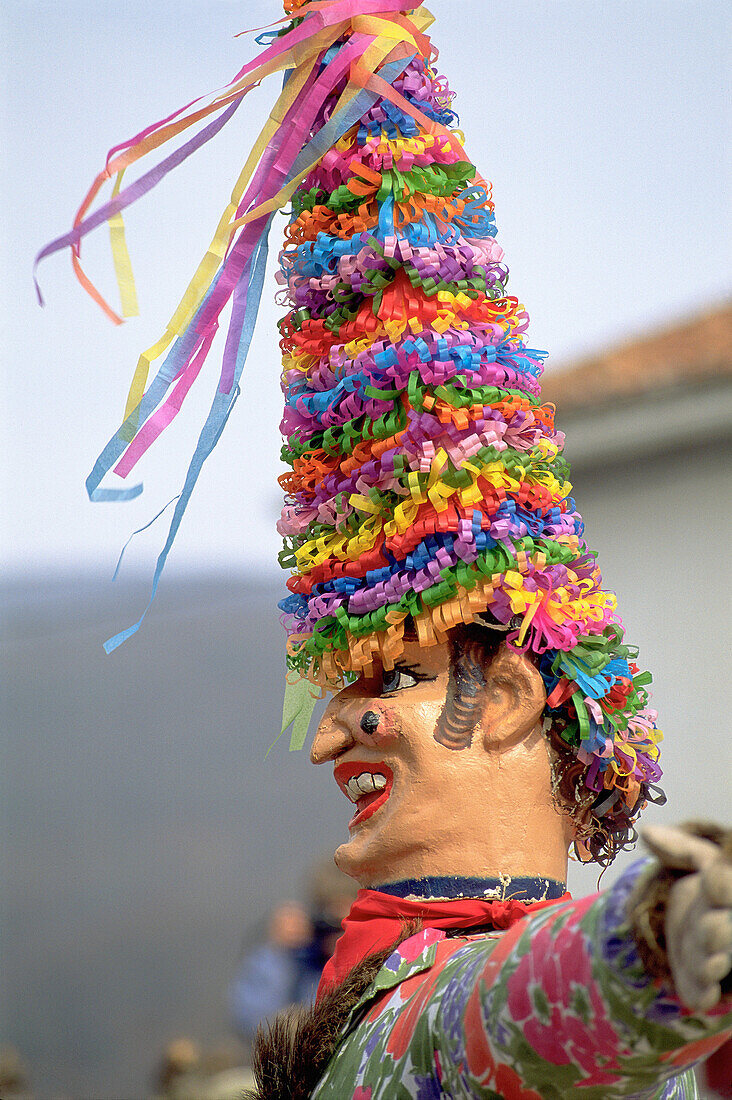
[353,1088,372,1100]
[399,927,443,965]
[506,919,623,1085]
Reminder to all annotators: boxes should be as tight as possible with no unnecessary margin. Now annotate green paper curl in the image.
[277,674,322,754]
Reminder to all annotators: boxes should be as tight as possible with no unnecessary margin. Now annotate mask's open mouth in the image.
[334,761,393,829]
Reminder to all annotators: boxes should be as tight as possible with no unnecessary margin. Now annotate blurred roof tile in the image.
[542,301,732,413]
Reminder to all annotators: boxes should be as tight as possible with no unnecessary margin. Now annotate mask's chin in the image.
[333,807,382,880]
[334,795,426,888]
[334,809,400,886]
[333,835,369,884]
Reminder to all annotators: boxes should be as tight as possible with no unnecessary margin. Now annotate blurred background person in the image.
[153,1037,200,1098]
[230,859,357,1042]
[153,1036,255,1099]
[0,1045,33,1100]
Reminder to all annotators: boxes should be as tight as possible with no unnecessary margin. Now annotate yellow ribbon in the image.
[108,171,139,318]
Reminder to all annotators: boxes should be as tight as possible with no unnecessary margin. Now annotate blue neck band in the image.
[374,874,567,903]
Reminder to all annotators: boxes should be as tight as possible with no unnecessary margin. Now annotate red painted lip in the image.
[333,761,393,829]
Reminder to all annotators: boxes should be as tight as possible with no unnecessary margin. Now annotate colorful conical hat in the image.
[37,0,662,861]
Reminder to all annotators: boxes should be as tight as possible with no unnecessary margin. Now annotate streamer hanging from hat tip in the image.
[37,5,433,646]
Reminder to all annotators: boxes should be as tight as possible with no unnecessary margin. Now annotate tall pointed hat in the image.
[38,0,662,862]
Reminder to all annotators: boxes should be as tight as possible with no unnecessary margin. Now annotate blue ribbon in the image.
[103,217,274,652]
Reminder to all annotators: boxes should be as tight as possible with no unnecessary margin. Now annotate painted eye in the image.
[381,666,419,694]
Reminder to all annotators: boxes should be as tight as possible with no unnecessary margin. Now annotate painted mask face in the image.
[311,638,456,885]
[312,632,543,886]
[311,634,570,887]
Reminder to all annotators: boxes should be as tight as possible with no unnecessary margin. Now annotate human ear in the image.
[479,641,546,748]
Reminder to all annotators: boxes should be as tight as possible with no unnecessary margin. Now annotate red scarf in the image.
[317,887,571,1000]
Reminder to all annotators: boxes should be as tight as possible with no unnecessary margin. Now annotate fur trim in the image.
[246,922,420,1099]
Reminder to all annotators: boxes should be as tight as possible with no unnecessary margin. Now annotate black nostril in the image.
[360,710,380,735]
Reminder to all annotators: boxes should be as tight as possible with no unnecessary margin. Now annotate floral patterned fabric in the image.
[312,863,731,1098]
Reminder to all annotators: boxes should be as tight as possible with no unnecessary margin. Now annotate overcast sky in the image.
[4,0,730,581]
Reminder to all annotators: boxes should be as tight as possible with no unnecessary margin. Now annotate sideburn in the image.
[433,627,501,750]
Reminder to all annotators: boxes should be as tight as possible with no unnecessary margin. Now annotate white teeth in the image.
[344,773,387,802]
